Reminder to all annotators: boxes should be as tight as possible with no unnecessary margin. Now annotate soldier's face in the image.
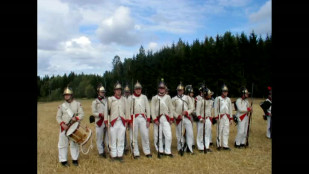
[177,89,184,96]
[189,92,194,97]
[135,88,142,95]
[158,87,165,93]
[99,91,105,97]
[115,89,122,96]
[64,94,71,100]
[222,91,228,96]
[125,91,130,96]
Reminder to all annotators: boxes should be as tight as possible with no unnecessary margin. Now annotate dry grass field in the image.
[38,98,271,174]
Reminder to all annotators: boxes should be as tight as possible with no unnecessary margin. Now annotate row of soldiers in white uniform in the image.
[56,79,254,166]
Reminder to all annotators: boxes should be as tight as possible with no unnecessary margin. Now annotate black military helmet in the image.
[240,86,250,96]
[185,85,194,95]
[199,84,205,92]
[221,84,228,92]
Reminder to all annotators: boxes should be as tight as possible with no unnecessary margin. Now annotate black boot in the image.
[223,147,231,151]
[61,161,69,167]
[146,154,152,158]
[234,142,240,148]
[99,152,107,158]
[72,160,78,166]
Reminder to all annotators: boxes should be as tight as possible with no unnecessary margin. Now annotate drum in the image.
[66,122,92,146]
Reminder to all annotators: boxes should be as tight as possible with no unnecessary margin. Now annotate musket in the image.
[245,83,254,147]
[131,98,135,158]
[157,98,161,158]
[107,97,111,153]
[216,97,221,148]
[203,98,207,153]
[179,98,185,156]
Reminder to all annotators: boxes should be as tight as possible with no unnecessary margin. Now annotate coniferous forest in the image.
[37,31,271,101]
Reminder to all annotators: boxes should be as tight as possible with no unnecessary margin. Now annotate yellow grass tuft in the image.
[38,98,271,174]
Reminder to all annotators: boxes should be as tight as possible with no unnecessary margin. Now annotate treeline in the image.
[38,31,271,101]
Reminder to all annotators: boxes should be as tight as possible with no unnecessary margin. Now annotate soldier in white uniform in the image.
[172,82,194,155]
[195,84,213,146]
[151,78,174,158]
[260,86,272,139]
[56,86,84,167]
[105,82,129,162]
[214,84,233,150]
[196,87,214,152]
[185,85,196,149]
[91,84,109,157]
[234,87,252,148]
[123,84,131,154]
[128,81,152,158]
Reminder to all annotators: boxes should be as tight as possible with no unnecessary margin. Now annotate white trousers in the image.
[210,126,212,143]
[196,118,212,150]
[95,123,109,154]
[58,129,79,162]
[176,117,193,152]
[266,116,271,138]
[235,115,249,145]
[132,114,151,156]
[153,116,172,154]
[216,115,230,148]
[110,118,126,157]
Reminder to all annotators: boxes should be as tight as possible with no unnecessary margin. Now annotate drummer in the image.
[56,86,85,167]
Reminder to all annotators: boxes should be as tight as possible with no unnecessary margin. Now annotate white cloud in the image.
[248,0,271,35]
[38,0,82,50]
[249,0,271,22]
[95,6,140,46]
[217,0,250,7]
[147,42,158,51]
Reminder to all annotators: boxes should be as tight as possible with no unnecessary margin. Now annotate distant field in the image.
[37,98,271,174]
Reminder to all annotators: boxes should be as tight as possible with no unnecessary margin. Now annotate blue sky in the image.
[38,0,271,77]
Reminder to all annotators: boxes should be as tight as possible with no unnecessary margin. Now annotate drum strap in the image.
[80,137,93,155]
[62,103,75,118]
[80,126,94,155]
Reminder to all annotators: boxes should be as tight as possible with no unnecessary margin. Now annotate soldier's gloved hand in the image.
[61,124,68,130]
[146,121,150,128]
[155,120,159,126]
